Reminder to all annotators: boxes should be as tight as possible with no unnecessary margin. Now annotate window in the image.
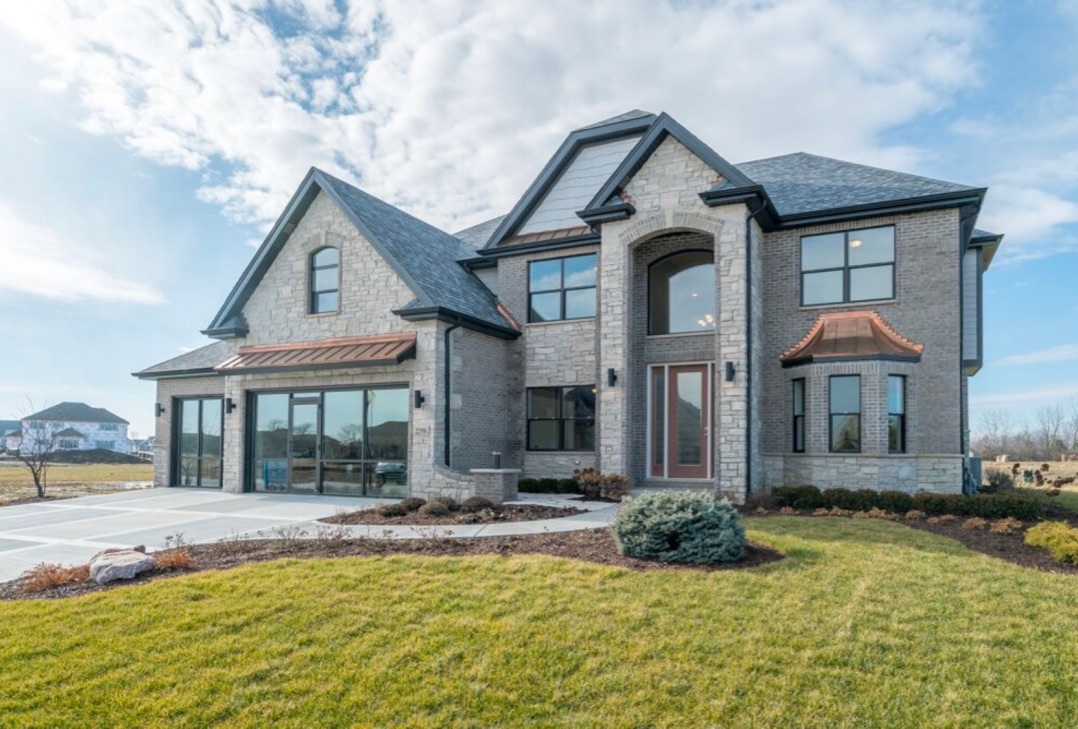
[801,226,894,306]
[889,375,906,453]
[792,378,806,453]
[829,375,861,453]
[175,398,223,488]
[96,440,116,451]
[310,246,340,314]
[528,254,596,322]
[526,386,596,451]
[59,439,79,450]
[648,251,715,334]
[99,424,118,432]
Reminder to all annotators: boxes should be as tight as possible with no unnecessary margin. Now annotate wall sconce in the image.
[155,403,166,418]
[225,397,236,414]
[413,389,425,409]
[607,367,618,387]
[725,361,736,382]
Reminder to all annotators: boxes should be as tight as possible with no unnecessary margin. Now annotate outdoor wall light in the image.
[607,367,618,387]
[725,361,736,382]
[225,397,236,414]
[413,389,425,409]
[155,403,166,418]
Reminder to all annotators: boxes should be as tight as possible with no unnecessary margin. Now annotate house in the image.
[134,110,1000,501]
[6,402,132,455]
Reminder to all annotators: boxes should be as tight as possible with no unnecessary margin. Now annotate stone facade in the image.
[763,454,964,494]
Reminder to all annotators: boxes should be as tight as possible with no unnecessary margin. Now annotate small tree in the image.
[14,402,59,499]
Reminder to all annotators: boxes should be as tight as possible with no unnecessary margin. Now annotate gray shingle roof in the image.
[26,402,128,425]
[734,152,978,217]
[576,109,656,130]
[316,170,509,331]
[0,420,19,435]
[454,215,506,249]
[135,341,234,378]
[55,427,86,438]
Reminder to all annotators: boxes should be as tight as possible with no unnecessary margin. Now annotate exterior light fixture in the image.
[413,390,425,409]
[155,403,166,418]
[725,361,736,382]
[225,397,236,414]
[607,368,618,387]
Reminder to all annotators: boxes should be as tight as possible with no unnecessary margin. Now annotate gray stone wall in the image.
[450,326,510,471]
[763,454,963,494]
[522,452,595,479]
[153,376,227,487]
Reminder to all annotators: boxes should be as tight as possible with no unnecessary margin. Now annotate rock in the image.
[89,549,156,585]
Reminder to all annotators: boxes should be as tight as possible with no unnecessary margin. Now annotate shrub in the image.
[573,468,632,501]
[556,479,580,495]
[822,488,878,511]
[983,468,1014,492]
[1048,488,1062,497]
[399,497,426,512]
[431,495,459,511]
[154,549,194,571]
[926,514,959,525]
[779,506,798,515]
[745,492,779,511]
[968,493,1043,520]
[611,491,745,564]
[518,478,540,493]
[21,563,90,593]
[990,517,1023,535]
[904,510,927,520]
[461,495,495,513]
[1042,463,1051,473]
[377,503,409,518]
[1025,521,1078,564]
[877,490,914,514]
[772,485,824,510]
[537,478,560,494]
[961,517,988,530]
[912,492,969,516]
[418,501,450,517]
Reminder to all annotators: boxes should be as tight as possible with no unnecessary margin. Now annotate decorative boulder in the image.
[89,547,155,585]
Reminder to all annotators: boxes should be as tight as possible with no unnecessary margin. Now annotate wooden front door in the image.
[650,364,711,479]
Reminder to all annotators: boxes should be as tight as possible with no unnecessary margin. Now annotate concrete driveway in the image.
[0,488,386,583]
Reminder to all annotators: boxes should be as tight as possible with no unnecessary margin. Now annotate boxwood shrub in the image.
[876,490,914,514]
[822,488,879,511]
[557,478,580,494]
[517,478,539,493]
[1025,521,1078,564]
[611,491,746,564]
[772,485,824,510]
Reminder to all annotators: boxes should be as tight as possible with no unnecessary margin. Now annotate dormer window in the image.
[310,246,340,314]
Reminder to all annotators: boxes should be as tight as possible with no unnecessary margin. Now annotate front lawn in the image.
[0,463,153,504]
[3,518,1078,726]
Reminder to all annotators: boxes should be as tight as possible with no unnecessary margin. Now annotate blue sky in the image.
[0,0,1076,438]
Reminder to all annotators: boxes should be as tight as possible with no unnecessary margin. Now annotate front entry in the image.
[649,364,712,480]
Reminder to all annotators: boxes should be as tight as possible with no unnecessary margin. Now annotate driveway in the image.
[0,488,385,582]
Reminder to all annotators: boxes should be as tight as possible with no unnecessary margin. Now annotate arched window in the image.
[648,250,715,334]
[310,246,340,314]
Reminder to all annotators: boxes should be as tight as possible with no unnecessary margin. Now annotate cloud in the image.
[978,184,1078,264]
[995,344,1078,366]
[0,202,165,304]
[971,381,1078,407]
[0,0,984,234]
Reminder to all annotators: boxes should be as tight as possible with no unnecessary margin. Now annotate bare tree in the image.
[1035,404,1066,461]
[1066,398,1078,454]
[14,401,59,499]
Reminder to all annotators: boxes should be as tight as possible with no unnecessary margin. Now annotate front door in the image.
[173,397,223,488]
[288,397,321,493]
[650,364,711,479]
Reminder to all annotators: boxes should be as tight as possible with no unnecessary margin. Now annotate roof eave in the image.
[393,305,521,340]
[475,232,601,260]
[576,202,635,227]
[781,353,923,369]
[775,189,987,230]
[699,185,780,230]
[132,367,222,381]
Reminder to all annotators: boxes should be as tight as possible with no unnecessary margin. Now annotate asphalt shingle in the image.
[25,402,128,425]
[135,341,234,378]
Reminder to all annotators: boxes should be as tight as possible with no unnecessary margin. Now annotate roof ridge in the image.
[741,151,976,191]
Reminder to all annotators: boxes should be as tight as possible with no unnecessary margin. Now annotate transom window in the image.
[310,246,340,314]
[801,226,895,306]
[528,254,597,322]
[526,386,596,451]
[649,250,715,334]
[829,375,861,453]
[889,375,906,453]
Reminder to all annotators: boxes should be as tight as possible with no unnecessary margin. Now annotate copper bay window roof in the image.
[216,333,417,374]
[780,311,923,368]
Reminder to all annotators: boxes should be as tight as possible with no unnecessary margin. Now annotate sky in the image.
[0,0,1076,439]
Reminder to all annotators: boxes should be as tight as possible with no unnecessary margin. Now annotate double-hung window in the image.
[792,378,806,453]
[801,226,895,306]
[888,375,906,453]
[526,386,596,451]
[528,254,597,322]
[829,375,861,453]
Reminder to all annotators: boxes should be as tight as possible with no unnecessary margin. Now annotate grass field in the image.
[2,517,1078,726]
[0,463,153,504]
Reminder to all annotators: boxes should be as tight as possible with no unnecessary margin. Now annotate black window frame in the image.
[888,375,907,454]
[792,378,806,453]
[828,375,861,454]
[525,385,596,452]
[647,248,716,335]
[309,246,341,315]
[800,226,895,307]
[527,253,597,323]
[172,396,225,488]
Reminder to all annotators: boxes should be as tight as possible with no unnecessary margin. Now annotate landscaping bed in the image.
[323,502,586,526]
[0,529,784,601]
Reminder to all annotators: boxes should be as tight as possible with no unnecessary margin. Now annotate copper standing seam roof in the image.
[779,311,924,368]
[497,226,592,248]
[215,333,417,374]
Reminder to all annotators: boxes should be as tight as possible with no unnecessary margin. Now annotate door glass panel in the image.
[366,389,408,462]
[675,371,704,466]
[651,369,665,475]
[253,393,289,492]
[180,400,199,455]
[322,462,365,496]
[178,456,199,486]
[323,391,364,460]
[200,457,222,488]
[290,401,319,493]
[200,399,222,458]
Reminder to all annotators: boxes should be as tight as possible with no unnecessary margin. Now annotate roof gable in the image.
[25,402,128,425]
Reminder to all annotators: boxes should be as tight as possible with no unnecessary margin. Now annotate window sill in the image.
[307,311,340,318]
[524,318,596,328]
[646,331,714,341]
[800,299,895,312]
[525,450,596,455]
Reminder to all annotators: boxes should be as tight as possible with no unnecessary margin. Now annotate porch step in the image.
[633,481,714,493]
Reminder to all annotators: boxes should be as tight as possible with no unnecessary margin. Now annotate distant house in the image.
[0,420,19,453]
[5,402,131,455]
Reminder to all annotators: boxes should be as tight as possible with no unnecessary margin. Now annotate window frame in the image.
[309,246,341,315]
[800,226,896,307]
[828,375,861,454]
[526,253,597,323]
[792,378,806,453]
[525,385,596,452]
[647,249,716,335]
[888,375,907,454]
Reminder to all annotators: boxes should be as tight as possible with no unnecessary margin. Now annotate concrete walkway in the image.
[0,488,617,583]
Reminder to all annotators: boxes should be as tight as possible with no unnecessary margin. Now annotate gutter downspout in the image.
[744,198,768,497]
[444,318,463,467]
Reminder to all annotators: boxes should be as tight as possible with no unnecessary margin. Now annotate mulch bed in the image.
[322,503,585,526]
[0,495,77,508]
[0,529,784,602]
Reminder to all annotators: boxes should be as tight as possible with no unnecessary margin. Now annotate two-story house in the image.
[135,110,1000,501]
[5,402,132,455]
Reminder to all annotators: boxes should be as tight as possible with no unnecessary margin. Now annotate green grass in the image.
[1016,486,1078,516]
[0,463,153,504]
[3,518,1078,727]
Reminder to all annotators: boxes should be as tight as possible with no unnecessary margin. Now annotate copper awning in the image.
[780,311,923,368]
[216,333,417,374]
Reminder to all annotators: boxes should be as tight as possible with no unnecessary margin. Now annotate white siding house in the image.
[5,402,131,455]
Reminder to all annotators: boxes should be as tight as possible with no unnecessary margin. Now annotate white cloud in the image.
[978,184,1078,263]
[0,202,165,304]
[972,382,1078,407]
[995,344,1078,366]
[0,0,984,234]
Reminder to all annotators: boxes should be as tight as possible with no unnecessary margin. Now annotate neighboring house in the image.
[135,110,1000,501]
[6,402,132,455]
[0,420,19,454]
